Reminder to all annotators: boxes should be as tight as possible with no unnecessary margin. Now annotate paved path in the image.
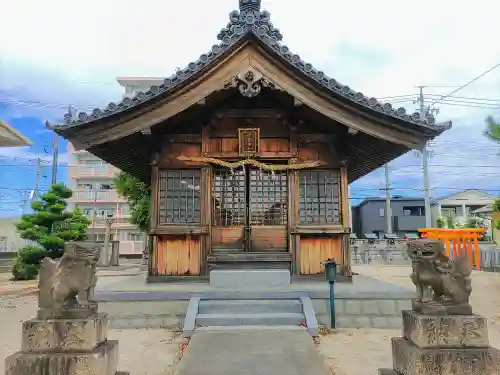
[176,329,329,375]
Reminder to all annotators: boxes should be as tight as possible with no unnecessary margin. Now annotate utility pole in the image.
[384,164,392,233]
[51,134,59,185]
[35,157,42,199]
[416,86,432,227]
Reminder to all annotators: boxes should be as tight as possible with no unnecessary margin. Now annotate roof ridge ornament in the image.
[223,68,282,98]
[217,0,282,44]
[53,1,442,130]
[239,0,261,12]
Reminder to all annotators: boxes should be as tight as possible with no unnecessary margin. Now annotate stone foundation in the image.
[379,310,500,375]
[5,313,127,375]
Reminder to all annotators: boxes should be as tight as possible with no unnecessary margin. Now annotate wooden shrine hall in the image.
[49,0,450,281]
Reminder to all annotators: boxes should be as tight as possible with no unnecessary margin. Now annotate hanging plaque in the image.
[238,128,260,157]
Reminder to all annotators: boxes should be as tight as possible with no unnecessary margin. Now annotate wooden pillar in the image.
[289,125,299,276]
[340,166,352,277]
[201,166,212,276]
[288,160,299,276]
[149,153,160,277]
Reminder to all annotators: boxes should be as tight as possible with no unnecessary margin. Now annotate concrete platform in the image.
[209,269,290,288]
[93,273,414,330]
[176,330,329,375]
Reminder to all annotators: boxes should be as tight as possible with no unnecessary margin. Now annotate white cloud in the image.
[1,0,500,200]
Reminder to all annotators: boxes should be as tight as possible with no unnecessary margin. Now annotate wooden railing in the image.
[418,228,485,270]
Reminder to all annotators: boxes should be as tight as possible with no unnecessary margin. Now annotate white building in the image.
[435,189,498,225]
[65,77,164,255]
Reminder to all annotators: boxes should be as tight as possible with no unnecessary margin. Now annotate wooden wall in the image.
[154,235,201,276]
[148,108,352,278]
[299,236,342,275]
[208,113,291,157]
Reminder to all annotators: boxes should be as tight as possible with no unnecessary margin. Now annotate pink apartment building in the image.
[65,77,165,255]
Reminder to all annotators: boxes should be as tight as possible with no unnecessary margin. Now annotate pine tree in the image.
[16,183,91,257]
[483,115,500,143]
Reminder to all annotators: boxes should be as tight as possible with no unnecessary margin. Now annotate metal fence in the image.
[351,239,500,268]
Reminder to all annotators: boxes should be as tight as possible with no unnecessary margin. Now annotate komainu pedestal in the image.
[4,242,128,375]
[379,239,500,375]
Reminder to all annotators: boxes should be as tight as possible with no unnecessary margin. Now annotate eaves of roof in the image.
[48,1,450,138]
[354,197,438,208]
[0,120,32,147]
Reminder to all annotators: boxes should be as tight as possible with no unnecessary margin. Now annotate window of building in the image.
[91,233,115,242]
[83,208,93,216]
[402,206,425,216]
[299,170,341,224]
[97,209,115,217]
[159,170,201,224]
[82,183,93,190]
[127,233,142,241]
[99,183,113,190]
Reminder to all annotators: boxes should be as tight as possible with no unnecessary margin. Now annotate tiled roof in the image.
[53,0,440,130]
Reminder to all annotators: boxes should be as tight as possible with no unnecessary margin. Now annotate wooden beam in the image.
[166,134,202,143]
[291,226,349,235]
[150,226,209,235]
[299,134,336,143]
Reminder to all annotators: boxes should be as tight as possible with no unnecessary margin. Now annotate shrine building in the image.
[49,0,450,281]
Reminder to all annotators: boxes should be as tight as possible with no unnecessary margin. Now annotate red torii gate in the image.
[418,228,484,270]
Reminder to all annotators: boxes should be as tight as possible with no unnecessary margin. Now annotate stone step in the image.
[198,299,303,314]
[207,252,292,263]
[196,312,305,327]
[209,269,291,288]
[196,325,307,332]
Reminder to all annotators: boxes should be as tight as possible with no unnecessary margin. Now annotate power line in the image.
[379,93,500,103]
[428,62,500,107]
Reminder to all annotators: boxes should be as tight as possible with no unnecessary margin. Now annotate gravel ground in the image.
[0,294,182,375]
[2,265,500,375]
[317,265,500,375]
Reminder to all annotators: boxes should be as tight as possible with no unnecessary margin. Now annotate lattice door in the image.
[249,169,288,251]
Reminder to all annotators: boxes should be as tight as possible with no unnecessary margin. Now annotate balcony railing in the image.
[69,164,120,178]
[69,190,124,202]
[87,216,137,228]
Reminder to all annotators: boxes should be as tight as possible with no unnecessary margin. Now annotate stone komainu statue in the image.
[37,242,101,319]
[407,238,473,315]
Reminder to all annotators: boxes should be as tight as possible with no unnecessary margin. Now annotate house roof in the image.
[471,205,493,214]
[0,120,32,147]
[49,0,449,135]
[435,189,499,202]
[354,196,437,208]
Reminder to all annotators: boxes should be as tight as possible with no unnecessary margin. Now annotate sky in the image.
[0,0,500,216]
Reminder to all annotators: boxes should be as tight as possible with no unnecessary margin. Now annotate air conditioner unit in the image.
[403,210,411,216]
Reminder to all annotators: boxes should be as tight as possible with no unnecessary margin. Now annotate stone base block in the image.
[209,270,290,288]
[402,310,489,348]
[5,340,118,375]
[37,305,99,320]
[22,313,108,353]
[411,300,472,315]
[392,337,500,375]
[378,369,398,375]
